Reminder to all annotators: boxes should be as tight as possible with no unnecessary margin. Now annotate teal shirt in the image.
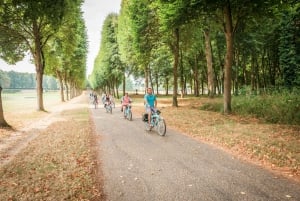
[144,94,156,107]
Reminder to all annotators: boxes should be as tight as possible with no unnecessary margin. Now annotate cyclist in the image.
[144,87,157,126]
[109,93,115,108]
[104,93,111,108]
[121,92,132,114]
[93,93,98,108]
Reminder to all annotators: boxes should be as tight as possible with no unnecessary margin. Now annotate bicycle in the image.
[93,99,98,109]
[104,102,112,114]
[123,104,132,121]
[143,108,166,136]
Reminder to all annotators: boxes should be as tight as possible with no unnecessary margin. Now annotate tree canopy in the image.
[90,0,298,112]
[0,0,87,109]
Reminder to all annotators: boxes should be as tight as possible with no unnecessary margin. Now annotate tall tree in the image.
[152,0,191,106]
[127,0,160,90]
[45,0,87,101]
[279,4,300,88]
[0,0,65,111]
[90,13,122,95]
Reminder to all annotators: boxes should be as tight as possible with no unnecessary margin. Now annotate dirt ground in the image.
[0,93,105,200]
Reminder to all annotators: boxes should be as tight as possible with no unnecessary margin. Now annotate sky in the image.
[0,0,122,76]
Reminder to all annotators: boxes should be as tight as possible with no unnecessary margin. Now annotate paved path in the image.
[90,103,300,201]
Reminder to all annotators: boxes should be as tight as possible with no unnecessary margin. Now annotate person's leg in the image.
[147,107,151,125]
[123,105,126,116]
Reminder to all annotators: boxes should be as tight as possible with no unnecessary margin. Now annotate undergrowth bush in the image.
[200,88,300,125]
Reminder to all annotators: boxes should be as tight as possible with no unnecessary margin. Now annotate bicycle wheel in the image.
[157,119,166,136]
[128,110,132,121]
[105,105,110,113]
[145,122,151,131]
[109,105,112,114]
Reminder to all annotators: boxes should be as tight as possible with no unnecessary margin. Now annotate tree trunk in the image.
[180,49,184,98]
[56,71,65,102]
[33,20,45,111]
[251,54,256,93]
[63,72,69,101]
[204,28,215,98]
[122,73,126,96]
[65,81,69,101]
[0,86,9,127]
[165,77,169,96]
[172,28,179,107]
[223,2,234,114]
[194,54,199,96]
[155,72,159,95]
[234,49,239,96]
[144,66,149,93]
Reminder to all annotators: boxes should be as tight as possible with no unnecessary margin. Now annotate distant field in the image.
[2,90,61,112]
[1,90,61,128]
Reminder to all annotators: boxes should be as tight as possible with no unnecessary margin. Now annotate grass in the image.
[199,91,300,125]
[1,90,61,129]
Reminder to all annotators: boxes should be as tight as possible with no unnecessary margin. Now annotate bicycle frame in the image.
[124,104,132,120]
[105,102,112,113]
[144,109,166,136]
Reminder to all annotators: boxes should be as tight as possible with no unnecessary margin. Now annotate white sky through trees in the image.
[0,0,121,76]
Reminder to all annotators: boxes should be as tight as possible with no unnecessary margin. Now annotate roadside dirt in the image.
[0,93,105,200]
[0,99,73,167]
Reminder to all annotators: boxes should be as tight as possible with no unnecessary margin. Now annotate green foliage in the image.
[233,90,300,125]
[0,70,10,88]
[44,0,87,90]
[90,13,123,92]
[0,0,65,64]
[0,70,58,90]
[279,5,300,88]
[201,89,300,125]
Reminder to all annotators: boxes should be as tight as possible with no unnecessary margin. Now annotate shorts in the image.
[145,106,154,113]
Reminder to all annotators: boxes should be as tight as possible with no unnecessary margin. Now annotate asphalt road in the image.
[90,104,300,201]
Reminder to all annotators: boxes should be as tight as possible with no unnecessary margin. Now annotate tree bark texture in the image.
[172,28,179,107]
[0,86,9,127]
[56,71,65,102]
[33,20,45,111]
[204,28,215,98]
[223,2,233,114]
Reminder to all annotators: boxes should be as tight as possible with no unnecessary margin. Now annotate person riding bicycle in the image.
[144,87,157,126]
[109,94,115,108]
[121,92,132,113]
[104,93,111,108]
[94,93,98,102]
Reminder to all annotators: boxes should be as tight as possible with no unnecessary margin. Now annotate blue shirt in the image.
[144,94,156,107]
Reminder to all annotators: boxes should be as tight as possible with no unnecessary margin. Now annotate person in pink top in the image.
[121,93,132,114]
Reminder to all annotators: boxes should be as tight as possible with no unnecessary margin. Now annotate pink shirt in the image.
[122,96,131,105]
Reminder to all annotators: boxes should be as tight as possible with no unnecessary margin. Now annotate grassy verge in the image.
[0,108,104,200]
[200,92,300,125]
[1,90,61,129]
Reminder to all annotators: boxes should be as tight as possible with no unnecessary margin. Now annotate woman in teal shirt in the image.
[144,88,157,126]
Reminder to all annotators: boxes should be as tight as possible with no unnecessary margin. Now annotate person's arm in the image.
[154,97,157,108]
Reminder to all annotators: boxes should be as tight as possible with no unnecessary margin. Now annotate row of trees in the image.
[0,0,88,126]
[0,70,58,90]
[89,0,299,114]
